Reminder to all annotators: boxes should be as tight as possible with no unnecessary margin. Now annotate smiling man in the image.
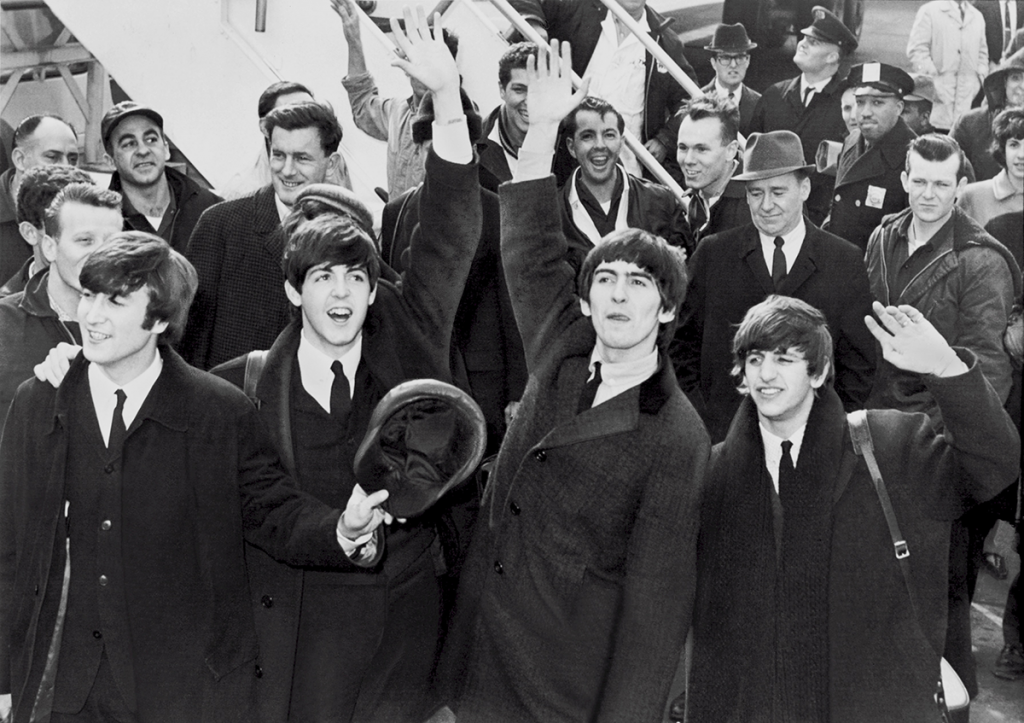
[670,130,876,442]
[686,294,1019,722]
[478,43,538,191]
[442,41,709,723]
[676,95,749,246]
[181,101,345,369]
[0,231,396,723]
[558,96,687,268]
[101,102,221,256]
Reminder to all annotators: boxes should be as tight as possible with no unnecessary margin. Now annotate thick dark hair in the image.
[681,94,740,144]
[79,231,198,346]
[17,164,94,227]
[257,81,314,119]
[577,229,688,347]
[13,114,77,148]
[43,183,122,238]
[282,214,380,295]
[991,107,1024,169]
[905,133,968,182]
[563,96,625,137]
[730,295,834,386]
[261,101,343,156]
[498,42,538,88]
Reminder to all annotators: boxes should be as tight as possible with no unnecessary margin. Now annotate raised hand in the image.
[864,301,967,377]
[329,0,362,42]
[389,7,458,97]
[523,39,590,131]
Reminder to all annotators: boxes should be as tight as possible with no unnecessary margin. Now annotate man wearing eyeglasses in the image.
[749,6,858,226]
[701,23,760,136]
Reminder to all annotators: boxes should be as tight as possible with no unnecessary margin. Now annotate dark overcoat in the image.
[749,74,850,225]
[688,354,1020,722]
[700,79,762,136]
[443,175,710,722]
[0,348,358,723]
[181,185,290,370]
[826,119,916,252]
[670,221,877,442]
[212,151,483,723]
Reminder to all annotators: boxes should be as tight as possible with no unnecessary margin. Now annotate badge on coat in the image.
[866,185,887,209]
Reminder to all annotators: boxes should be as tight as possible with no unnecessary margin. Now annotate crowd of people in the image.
[0,1,1021,722]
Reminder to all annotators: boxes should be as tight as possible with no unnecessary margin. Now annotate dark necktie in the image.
[330,360,351,421]
[577,362,603,414]
[803,86,814,107]
[772,237,787,289]
[109,389,127,453]
[779,439,796,496]
[688,194,708,241]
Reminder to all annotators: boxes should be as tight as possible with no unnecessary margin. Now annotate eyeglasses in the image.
[714,54,750,66]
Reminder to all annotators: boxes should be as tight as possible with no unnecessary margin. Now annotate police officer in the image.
[749,5,858,226]
[827,62,916,252]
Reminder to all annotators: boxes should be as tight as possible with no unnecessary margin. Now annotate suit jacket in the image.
[670,221,877,442]
[0,348,358,723]
[509,0,696,150]
[210,151,483,722]
[700,80,762,136]
[749,73,850,225]
[180,185,290,370]
[827,119,916,252]
[977,0,1024,63]
[685,169,752,248]
[688,355,1020,723]
[443,175,710,722]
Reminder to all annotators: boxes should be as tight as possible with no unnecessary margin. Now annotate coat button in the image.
[255,664,263,678]
[494,560,504,574]
[34,584,39,595]
[533,449,546,462]
[509,501,521,516]
[98,575,109,586]
[261,595,273,608]
[101,520,112,531]
[93,630,102,639]
[855,199,861,207]
[104,463,115,474]
[835,194,841,202]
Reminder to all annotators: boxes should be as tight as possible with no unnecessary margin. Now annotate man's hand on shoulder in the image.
[864,301,968,377]
[33,342,81,388]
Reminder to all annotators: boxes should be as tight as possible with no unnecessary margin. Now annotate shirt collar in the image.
[992,169,1022,202]
[714,79,743,99]
[758,216,807,249]
[296,326,362,413]
[759,420,808,492]
[87,348,164,439]
[800,75,830,94]
[274,192,291,223]
[601,8,650,43]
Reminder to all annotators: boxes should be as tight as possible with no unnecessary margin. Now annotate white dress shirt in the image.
[759,422,807,493]
[799,75,831,106]
[88,351,163,446]
[758,217,807,276]
[296,328,362,414]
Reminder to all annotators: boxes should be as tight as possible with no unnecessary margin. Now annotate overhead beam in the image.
[2,43,94,71]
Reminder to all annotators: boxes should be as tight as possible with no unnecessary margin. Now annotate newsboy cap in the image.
[849,62,914,97]
[295,183,374,237]
[800,5,858,53]
[705,23,758,53]
[353,379,487,519]
[101,101,164,148]
[904,73,937,104]
[733,131,815,182]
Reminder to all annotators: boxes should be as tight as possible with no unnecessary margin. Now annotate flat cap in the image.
[101,101,163,147]
[295,183,374,236]
[904,73,936,104]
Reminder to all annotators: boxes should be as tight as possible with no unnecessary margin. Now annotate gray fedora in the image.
[705,23,758,53]
[733,131,815,181]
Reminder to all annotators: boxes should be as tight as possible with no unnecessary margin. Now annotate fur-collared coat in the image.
[688,353,1020,723]
[443,175,710,722]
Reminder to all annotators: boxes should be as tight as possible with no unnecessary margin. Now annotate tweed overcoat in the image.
[0,348,359,723]
[748,74,850,226]
[688,354,1020,723]
[826,118,916,252]
[443,175,710,722]
[181,185,291,370]
[670,220,877,442]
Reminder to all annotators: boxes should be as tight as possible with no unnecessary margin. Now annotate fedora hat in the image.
[983,47,1024,106]
[705,23,757,53]
[733,131,815,181]
[353,379,487,519]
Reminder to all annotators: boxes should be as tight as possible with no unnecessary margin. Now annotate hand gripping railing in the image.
[486,0,690,197]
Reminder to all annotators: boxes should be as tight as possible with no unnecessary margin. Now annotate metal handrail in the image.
[486,0,684,198]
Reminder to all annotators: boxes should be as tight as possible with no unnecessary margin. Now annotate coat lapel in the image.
[777,221,821,294]
[539,383,641,450]
[254,185,284,261]
[739,227,777,296]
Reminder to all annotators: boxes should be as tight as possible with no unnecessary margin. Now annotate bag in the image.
[847,411,969,719]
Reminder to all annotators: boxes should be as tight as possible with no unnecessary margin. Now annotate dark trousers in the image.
[49,652,137,723]
[945,519,978,697]
[288,549,443,723]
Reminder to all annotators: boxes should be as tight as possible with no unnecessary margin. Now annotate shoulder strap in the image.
[848,410,910,562]
[243,350,268,406]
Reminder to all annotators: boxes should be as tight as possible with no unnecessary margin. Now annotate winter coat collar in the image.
[836,118,916,189]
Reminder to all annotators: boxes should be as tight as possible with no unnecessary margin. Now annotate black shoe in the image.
[994,643,1024,681]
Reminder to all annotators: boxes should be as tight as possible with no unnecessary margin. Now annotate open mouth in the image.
[756,387,782,399]
[327,308,352,323]
[87,329,111,342]
[278,179,304,190]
